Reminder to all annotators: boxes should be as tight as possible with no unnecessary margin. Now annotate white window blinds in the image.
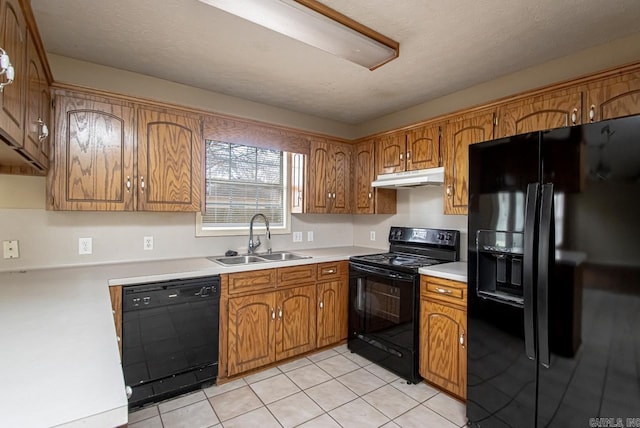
[202,140,285,228]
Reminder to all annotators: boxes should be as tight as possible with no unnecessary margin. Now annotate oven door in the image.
[348,261,421,383]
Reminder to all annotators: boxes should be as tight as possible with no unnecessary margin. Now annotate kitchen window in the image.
[196,140,290,236]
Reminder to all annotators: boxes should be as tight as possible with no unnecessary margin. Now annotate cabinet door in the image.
[354,140,396,214]
[22,33,48,169]
[317,278,348,348]
[420,299,467,399]
[228,293,277,376]
[0,0,26,146]
[330,142,351,213]
[276,285,316,361]
[307,138,329,213]
[49,94,135,210]
[405,124,440,171]
[498,90,582,137]
[376,132,405,174]
[586,70,640,122]
[444,110,495,215]
[136,108,202,211]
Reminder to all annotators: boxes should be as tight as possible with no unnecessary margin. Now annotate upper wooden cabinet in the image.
[585,69,640,122]
[307,138,351,214]
[48,90,202,211]
[353,139,396,214]
[498,88,582,137]
[136,107,202,212]
[443,110,495,215]
[0,0,52,174]
[48,92,136,210]
[376,124,440,175]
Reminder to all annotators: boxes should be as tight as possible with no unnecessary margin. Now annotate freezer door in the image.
[467,133,540,428]
[536,115,640,426]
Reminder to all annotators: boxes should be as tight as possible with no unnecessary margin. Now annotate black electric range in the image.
[348,226,460,383]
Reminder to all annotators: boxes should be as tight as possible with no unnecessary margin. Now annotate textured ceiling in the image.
[31,0,640,124]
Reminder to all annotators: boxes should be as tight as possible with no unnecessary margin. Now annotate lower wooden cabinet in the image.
[420,275,467,400]
[227,284,316,376]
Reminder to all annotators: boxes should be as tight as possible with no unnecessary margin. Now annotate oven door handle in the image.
[349,263,415,281]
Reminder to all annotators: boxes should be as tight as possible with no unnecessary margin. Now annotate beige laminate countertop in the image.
[0,246,380,428]
[419,261,468,282]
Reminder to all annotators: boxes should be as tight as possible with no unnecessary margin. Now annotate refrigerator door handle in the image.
[523,183,539,360]
[537,183,554,368]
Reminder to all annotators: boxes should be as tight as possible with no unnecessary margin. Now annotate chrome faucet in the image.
[248,213,271,254]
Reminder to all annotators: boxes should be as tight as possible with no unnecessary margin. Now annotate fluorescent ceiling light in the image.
[198,0,399,70]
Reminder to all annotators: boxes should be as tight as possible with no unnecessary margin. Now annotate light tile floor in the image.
[128,344,467,428]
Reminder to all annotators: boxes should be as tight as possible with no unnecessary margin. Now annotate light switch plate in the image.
[292,232,302,242]
[370,231,376,241]
[3,240,19,259]
[307,231,314,242]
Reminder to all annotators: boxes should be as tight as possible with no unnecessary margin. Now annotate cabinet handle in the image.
[460,330,465,348]
[399,153,404,161]
[140,176,145,192]
[0,48,15,91]
[570,108,578,125]
[271,308,276,320]
[435,287,453,294]
[327,192,331,199]
[368,191,372,199]
[126,176,131,192]
[319,301,324,309]
[37,118,49,141]
[116,336,121,342]
[406,151,411,160]
[446,185,453,198]
[589,104,596,122]
[332,192,336,199]
[278,307,283,319]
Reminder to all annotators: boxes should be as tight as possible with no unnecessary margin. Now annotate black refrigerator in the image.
[467,114,640,428]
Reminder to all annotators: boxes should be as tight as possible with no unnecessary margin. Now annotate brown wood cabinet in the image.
[307,138,351,213]
[48,92,136,210]
[316,261,348,348]
[420,275,467,400]
[227,284,316,376]
[376,124,440,175]
[585,69,640,122]
[498,88,582,137]
[48,90,202,211]
[136,107,202,211]
[0,0,52,174]
[353,139,396,214]
[443,110,495,215]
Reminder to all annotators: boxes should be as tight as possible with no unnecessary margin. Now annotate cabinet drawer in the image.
[277,265,316,286]
[317,261,347,281]
[228,269,277,294]
[421,276,467,307]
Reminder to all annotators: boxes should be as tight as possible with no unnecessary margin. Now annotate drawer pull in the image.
[435,287,453,294]
[323,269,336,274]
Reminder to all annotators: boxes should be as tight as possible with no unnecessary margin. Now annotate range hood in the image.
[371,167,444,188]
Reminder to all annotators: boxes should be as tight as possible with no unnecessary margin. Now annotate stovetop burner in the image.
[350,227,460,272]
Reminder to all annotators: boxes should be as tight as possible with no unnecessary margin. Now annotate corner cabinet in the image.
[420,275,467,400]
[47,90,202,211]
[353,140,396,214]
[443,110,495,215]
[307,138,351,213]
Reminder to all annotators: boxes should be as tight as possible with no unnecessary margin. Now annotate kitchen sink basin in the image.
[208,251,311,266]
[258,251,310,261]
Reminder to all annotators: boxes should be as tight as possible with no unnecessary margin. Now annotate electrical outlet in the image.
[144,236,154,251]
[78,237,92,255]
[3,240,19,259]
[292,232,302,242]
[370,231,376,241]
[307,231,314,242]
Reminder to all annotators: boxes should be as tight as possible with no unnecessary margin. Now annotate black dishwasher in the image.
[122,275,220,408]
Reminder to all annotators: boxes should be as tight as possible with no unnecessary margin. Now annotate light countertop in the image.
[0,246,379,428]
[419,261,468,282]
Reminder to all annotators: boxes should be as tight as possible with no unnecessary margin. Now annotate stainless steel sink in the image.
[258,251,310,261]
[208,251,311,266]
[207,255,265,265]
